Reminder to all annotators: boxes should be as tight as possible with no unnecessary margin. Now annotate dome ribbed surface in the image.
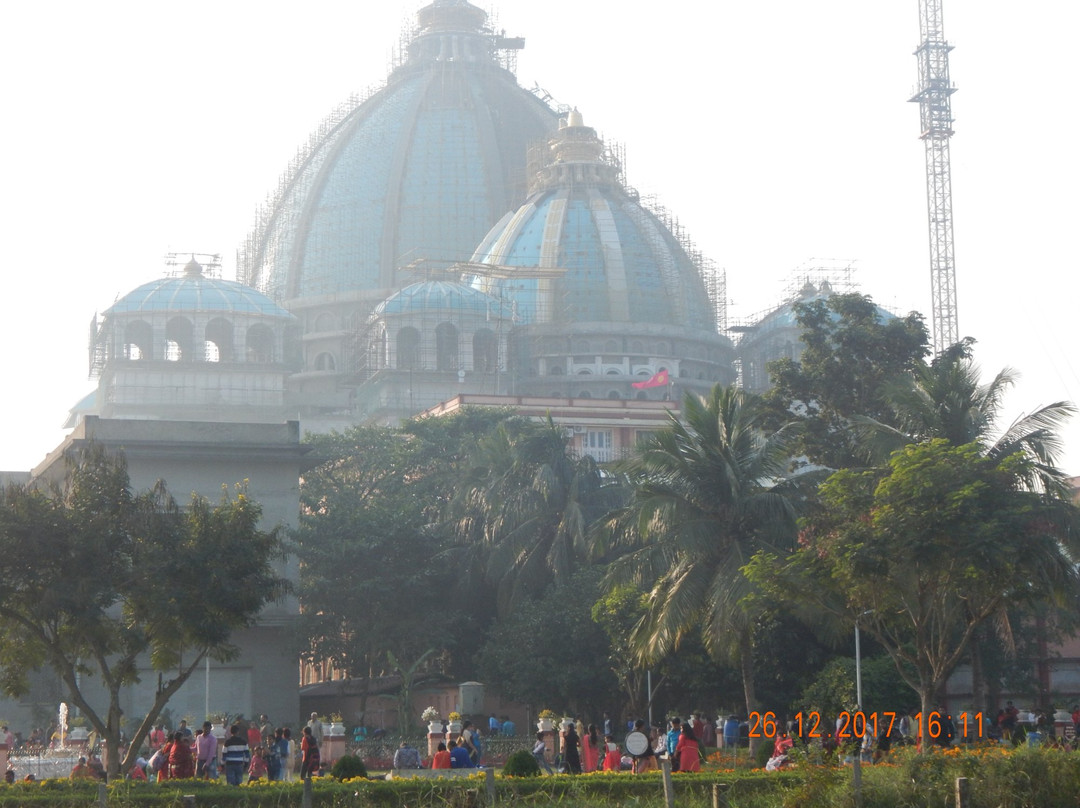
[105,274,293,317]
[471,185,715,331]
[239,2,559,303]
[374,280,512,318]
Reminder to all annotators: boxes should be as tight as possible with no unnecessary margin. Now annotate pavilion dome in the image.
[470,112,716,332]
[238,0,559,305]
[105,259,292,319]
[373,280,512,319]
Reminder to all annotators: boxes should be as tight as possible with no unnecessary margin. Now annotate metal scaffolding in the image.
[910,0,959,354]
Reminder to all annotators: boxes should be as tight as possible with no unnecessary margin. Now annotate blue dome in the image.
[373,280,512,318]
[105,260,293,318]
[238,1,558,302]
[471,120,715,331]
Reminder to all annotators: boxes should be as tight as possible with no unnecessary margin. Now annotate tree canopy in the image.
[764,292,929,468]
[0,445,286,778]
[750,439,1080,718]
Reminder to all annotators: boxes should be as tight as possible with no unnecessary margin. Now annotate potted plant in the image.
[421,706,442,734]
[537,710,556,732]
[447,711,463,736]
[328,713,345,735]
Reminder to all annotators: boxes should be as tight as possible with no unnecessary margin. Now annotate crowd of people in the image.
[0,711,332,784]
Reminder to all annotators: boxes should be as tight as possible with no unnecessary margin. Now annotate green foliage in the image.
[453,415,628,616]
[478,568,615,712]
[599,384,799,722]
[0,443,285,779]
[502,748,542,776]
[763,292,929,468]
[797,655,913,717]
[294,413,506,680]
[330,753,368,780]
[758,438,1080,717]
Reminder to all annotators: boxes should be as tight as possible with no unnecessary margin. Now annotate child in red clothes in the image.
[249,748,269,781]
[602,736,622,771]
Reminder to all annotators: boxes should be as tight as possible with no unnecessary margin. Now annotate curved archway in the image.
[314,352,336,371]
[247,323,275,363]
[435,322,459,371]
[123,320,152,360]
[205,317,233,363]
[397,327,420,370]
[165,317,194,361]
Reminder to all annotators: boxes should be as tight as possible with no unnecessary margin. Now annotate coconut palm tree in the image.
[853,340,1075,494]
[452,416,627,616]
[596,385,800,724]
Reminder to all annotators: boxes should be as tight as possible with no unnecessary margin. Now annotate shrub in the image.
[330,754,368,780]
[754,739,773,768]
[502,749,542,777]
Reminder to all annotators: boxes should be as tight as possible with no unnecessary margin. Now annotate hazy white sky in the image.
[1,1,1077,473]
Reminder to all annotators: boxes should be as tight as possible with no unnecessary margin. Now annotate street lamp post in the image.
[853,612,871,808]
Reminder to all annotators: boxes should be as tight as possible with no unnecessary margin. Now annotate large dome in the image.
[238,0,559,305]
[471,112,716,332]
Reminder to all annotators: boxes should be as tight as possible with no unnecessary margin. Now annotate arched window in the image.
[314,352,336,371]
[577,390,592,398]
[247,324,275,363]
[123,320,152,360]
[397,327,420,370]
[607,390,621,399]
[549,365,564,375]
[165,317,194,361]
[435,322,458,371]
[473,328,497,372]
[604,339,619,353]
[205,317,233,363]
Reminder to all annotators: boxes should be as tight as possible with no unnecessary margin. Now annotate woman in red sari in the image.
[167,731,195,779]
[582,724,601,772]
[675,723,701,773]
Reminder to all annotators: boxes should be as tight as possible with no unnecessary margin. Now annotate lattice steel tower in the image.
[910,0,959,353]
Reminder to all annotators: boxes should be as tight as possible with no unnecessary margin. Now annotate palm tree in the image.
[452,416,626,616]
[596,385,799,724]
[853,340,1075,494]
[851,340,1079,711]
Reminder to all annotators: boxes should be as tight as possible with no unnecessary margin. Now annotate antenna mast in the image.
[910,0,959,353]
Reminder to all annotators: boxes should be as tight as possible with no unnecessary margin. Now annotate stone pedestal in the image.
[323,727,345,765]
[427,729,445,757]
[541,729,556,764]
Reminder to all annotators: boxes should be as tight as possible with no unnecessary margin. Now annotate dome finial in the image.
[184,257,203,277]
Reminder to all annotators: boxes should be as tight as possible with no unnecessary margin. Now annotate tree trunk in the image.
[969,633,987,715]
[738,630,760,757]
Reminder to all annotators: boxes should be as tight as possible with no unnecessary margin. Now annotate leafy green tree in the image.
[453,417,627,616]
[752,440,1080,722]
[597,385,798,733]
[0,445,286,778]
[477,569,615,713]
[294,410,511,694]
[849,340,1078,710]
[798,655,914,719]
[763,292,929,468]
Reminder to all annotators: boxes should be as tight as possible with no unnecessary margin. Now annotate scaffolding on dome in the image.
[726,258,859,342]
